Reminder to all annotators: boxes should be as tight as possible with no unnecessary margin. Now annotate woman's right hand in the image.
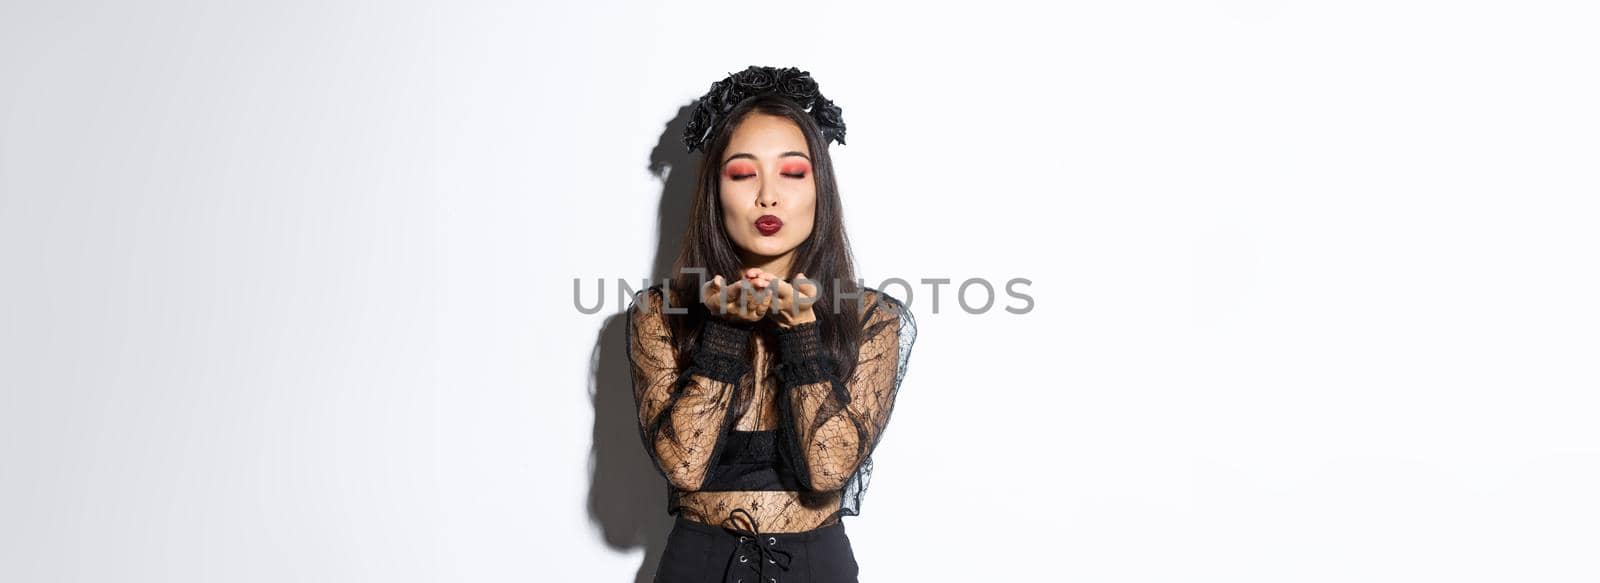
[701,274,771,324]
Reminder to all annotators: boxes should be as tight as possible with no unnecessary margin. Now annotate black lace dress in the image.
[626,284,917,534]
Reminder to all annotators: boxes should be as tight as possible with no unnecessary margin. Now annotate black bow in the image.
[720,508,793,583]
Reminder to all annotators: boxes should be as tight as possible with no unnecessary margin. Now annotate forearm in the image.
[773,320,868,492]
[643,316,754,490]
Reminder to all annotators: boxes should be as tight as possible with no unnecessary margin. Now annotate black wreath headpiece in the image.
[682,65,847,154]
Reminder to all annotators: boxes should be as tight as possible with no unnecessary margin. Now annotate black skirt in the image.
[654,510,860,583]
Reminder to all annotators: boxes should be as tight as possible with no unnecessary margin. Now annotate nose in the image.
[755,180,778,208]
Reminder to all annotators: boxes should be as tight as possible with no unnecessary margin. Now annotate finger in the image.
[743,280,766,309]
[770,279,794,315]
[719,279,740,306]
[794,272,818,299]
[750,280,776,308]
[744,284,769,318]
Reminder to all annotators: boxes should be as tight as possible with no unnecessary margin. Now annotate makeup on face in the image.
[720,149,809,238]
[778,159,810,178]
[723,160,758,180]
[722,153,811,181]
[755,214,783,236]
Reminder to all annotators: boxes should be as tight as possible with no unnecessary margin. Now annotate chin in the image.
[742,237,800,258]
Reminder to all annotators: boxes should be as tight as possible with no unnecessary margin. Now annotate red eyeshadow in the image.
[780,161,810,174]
[724,162,756,177]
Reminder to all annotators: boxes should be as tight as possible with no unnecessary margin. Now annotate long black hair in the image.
[664,93,865,402]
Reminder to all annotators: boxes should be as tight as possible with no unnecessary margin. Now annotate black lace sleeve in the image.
[772,290,917,493]
[626,286,752,491]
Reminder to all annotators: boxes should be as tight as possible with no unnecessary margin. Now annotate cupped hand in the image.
[740,268,818,328]
[701,274,771,324]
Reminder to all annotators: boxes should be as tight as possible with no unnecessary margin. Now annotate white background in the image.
[3,1,1597,581]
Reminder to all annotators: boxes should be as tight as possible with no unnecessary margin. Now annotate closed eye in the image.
[730,172,807,180]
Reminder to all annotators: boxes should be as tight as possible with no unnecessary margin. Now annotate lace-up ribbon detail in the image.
[720,508,793,583]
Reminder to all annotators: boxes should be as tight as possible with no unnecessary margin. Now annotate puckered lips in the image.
[755,214,783,236]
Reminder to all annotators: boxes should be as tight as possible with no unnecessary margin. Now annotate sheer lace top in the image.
[625,284,917,528]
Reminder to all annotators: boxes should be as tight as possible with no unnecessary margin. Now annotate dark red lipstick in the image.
[755,215,783,236]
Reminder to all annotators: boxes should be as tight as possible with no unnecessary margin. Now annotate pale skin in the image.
[680,113,837,532]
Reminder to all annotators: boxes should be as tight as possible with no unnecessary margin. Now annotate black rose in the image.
[777,70,819,104]
[682,104,714,151]
[700,80,723,111]
[732,66,776,93]
[705,79,743,113]
[813,97,846,145]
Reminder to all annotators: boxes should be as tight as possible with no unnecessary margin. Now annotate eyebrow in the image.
[722,151,811,166]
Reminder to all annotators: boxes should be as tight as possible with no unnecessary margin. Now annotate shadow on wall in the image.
[586,103,699,583]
